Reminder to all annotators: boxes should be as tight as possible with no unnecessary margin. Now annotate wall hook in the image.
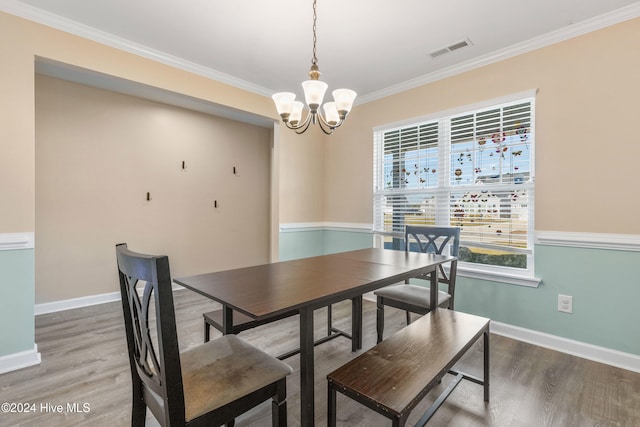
[146,192,151,201]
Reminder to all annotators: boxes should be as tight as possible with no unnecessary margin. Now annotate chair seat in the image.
[181,335,293,422]
[375,284,451,308]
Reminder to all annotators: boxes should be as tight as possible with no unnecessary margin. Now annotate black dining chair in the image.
[374,225,460,343]
[116,243,292,426]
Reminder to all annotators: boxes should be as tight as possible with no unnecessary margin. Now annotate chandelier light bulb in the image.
[272,92,296,120]
[301,80,328,112]
[323,102,339,126]
[290,101,304,125]
[332,89,357,118]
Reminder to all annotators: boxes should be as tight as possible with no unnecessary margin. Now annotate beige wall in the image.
[3,11,639,239]
[0,11,323,235]
[278,126,325,223]
[325,17,640,234]
[35,75,272,303]
[0,13,36,232]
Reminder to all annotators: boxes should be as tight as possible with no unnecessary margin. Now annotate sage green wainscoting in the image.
[456,244,640,356]
[279,228,640,358]
[279,229,326,261]
[279,225,373,261]
[0,249,35,357]
[324,229,374,255]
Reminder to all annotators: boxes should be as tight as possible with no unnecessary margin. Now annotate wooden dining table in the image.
[175,248,455,426]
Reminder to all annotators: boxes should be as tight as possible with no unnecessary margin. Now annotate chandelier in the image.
[272,0,357,135]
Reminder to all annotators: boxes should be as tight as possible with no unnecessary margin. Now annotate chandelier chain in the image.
[311,0,318,66]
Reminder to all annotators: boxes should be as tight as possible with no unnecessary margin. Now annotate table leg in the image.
[429,266,439,311]
[222,304,233,335]
[299,306,315,426]
[351,296,363,351]
[484,329,490,402]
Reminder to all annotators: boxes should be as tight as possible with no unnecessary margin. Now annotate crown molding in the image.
[357,2,640,104]
[2,1,640,105]
[0,0,273,97]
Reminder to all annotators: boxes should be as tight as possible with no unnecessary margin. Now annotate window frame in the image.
[373,90,537,282]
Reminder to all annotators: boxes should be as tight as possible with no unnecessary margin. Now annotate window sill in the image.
[457,266,541,287]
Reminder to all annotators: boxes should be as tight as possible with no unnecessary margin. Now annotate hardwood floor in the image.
[1,289,639,426]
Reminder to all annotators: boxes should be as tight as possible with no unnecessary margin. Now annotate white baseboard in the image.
[490,321,640,373]
[0,345,41,374]
[34,291,121,315]
[34,283,186,315]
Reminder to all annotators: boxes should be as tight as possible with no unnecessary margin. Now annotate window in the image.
[373,94,535,276]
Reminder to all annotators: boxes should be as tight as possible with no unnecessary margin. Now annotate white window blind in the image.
[373,96,535,272]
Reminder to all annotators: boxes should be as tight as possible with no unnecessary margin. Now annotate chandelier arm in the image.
[284,108,312,131]
[283,110,313,134]
[316,115,336,135]
[294,115,313,134]
[316,112,344,131]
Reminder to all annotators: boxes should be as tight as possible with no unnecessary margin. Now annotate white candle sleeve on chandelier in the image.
[272,92,296,116]
[332,89,357,115]
[301,80,328,111]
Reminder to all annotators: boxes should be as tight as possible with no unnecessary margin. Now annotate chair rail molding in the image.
[279,222,372,233]
[536,231,640,252]
[0,232,34,251]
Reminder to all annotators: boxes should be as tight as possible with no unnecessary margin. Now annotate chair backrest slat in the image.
[116,243,186,425]
[405,225,460,258]
[404,226,460,308]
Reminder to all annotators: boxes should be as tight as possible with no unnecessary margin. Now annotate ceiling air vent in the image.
[429,38,472,59]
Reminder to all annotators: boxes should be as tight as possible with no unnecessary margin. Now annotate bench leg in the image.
[204,320,210,343]
[393,415,408,427]
[272,378,287,427]
[484,330,490,402]
[327,382,337,427]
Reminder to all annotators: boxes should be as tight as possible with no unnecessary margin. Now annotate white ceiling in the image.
[3,0,640,104]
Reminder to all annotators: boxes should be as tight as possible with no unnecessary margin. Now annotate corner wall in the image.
[320,18,640,364]
[0,11,287,369]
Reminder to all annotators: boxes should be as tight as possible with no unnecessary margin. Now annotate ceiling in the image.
[3,0,640,105]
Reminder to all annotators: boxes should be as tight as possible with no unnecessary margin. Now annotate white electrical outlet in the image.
[558,294,573,313]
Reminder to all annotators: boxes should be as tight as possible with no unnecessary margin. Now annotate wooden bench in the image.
[327,308,490,426]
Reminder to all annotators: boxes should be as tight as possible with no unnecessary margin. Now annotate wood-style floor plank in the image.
[1,289,639,426]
